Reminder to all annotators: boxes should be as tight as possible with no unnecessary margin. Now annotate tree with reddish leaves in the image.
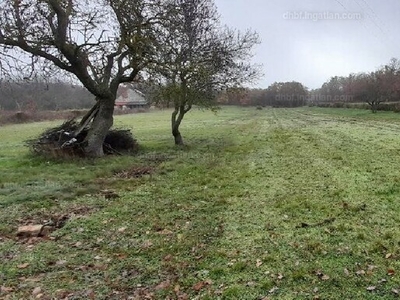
[351,59,400,113]
[351,72,384,113]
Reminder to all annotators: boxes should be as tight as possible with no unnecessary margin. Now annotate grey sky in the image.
[215,0,400,89]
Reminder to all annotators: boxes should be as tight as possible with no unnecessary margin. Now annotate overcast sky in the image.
[214,0,400,89]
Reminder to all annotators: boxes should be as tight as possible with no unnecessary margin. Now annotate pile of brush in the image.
[27,119,139,158]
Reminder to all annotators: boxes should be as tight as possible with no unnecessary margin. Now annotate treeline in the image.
[218,81,309,107]
[311,58,400,112]
[3,58,400,113]
[217,58,400,113]
[0,80,94,111]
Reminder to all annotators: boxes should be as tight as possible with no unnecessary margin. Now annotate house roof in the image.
[115,84,148,105]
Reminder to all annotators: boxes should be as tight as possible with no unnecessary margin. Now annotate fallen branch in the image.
[296,217,336,229]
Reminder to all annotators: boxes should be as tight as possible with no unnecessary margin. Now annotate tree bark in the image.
[80,102,100,126]
[173,127,184,145]
[83,97,115,157]
[71,101,100,138]
[171,106,186,146]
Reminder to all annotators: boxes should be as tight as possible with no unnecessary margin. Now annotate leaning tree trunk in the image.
[84,97,115,157]
[172,126,184,145]
[171,106,186,146]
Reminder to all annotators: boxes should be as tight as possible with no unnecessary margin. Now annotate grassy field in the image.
[2,106,400,299]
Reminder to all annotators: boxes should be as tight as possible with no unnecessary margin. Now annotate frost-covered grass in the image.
[2,107,400,299]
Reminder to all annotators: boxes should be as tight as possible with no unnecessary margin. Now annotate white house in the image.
[115,84,148,109]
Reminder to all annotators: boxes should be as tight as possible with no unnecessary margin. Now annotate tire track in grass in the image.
[296,108,400,132]
[208,108,400,299]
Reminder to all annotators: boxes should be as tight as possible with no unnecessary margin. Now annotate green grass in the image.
[306,106,400,121]
[2,107,400,299]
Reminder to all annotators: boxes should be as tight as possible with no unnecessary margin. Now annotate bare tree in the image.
[149,0,261,145]
[351,72,382,113]
[311,58,400,111]
[0,0,162,157]
[351,64,400,113]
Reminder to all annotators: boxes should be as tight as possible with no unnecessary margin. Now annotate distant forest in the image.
[2,57,400,112]
[219,58,400,112]
[0,81,94,111]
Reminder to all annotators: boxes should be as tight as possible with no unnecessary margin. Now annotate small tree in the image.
[150,0,260,145]
[350,59,400,112]
[351,72,383,113]
[0,0,162,157]
[351,68,400,113]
